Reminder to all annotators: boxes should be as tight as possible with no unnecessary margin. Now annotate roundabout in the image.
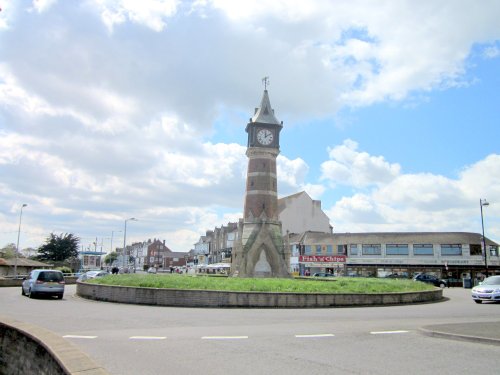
[76,275,443,308]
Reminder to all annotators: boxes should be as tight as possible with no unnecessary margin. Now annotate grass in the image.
[87,274,435,294]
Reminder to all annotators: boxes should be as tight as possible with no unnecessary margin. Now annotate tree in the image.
[37,233,80,262]
[104,251,118,265]
[0,243,17,259]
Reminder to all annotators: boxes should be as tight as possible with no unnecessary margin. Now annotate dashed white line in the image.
[295,334,335,338]
[370,330,409,335]
[129,336,166,340]
[201,336,248,340]
[63,335,97,339]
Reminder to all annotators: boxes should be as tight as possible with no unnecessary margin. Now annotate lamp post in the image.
[480,199,489,277]
[14,204,28,278]
[122,218,138,269]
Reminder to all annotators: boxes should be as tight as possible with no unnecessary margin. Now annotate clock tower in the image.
[232,85,290,278]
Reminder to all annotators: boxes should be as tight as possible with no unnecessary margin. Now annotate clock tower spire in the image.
[232,82,290,278]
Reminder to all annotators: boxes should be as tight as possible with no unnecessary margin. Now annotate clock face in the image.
[257,129,274,146]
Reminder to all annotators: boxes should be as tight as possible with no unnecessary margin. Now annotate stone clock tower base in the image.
[233,220,290,278]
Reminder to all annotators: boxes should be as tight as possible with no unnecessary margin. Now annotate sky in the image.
[1,0,499,254]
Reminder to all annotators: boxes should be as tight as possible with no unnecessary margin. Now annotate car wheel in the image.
[28,289,35,299]
[21,287,26,296]
[57,294,63,300]
[439,282,446,288]
[474,300,482,304]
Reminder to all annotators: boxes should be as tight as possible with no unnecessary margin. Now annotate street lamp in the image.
[122,218,138,269]
[480,199,489,277]
[14,204,28,278]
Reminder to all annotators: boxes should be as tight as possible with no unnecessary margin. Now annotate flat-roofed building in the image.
[291,231,499,283]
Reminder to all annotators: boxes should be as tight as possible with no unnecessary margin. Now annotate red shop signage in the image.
[299,255,346,263]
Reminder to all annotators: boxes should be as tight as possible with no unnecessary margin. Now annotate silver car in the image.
[77,270,109,282]
[21,269,65,299]
[471,275,500,304]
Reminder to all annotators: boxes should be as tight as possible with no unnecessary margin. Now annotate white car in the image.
[471,275,500,304]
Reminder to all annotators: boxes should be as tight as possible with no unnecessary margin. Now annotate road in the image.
[1,285,499,374]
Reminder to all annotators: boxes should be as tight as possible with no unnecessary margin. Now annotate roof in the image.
[299,231,499,245]
[251,90,281,125]
[0,258,53,267]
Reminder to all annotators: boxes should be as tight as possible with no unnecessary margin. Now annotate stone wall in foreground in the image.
[0,316,109,375]
[76,282,443,308]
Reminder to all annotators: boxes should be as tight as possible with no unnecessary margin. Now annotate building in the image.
[193,224,239,266]
[142,239,191,271]
[79,251,106,271]
[290,231,500,282]
[0,258,53,277]
[278,191,332,235]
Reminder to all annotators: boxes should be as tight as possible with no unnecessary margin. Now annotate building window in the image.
[413,244,434,256]
[305,245,312,255]
[326,245,333,255]
[315,245,322,255]
[350,244,358,256]
[470,244,482,256]
[490,245,499,257]
[441,244,462,256]
[386,244,409,256]
[337,245,347,255]
[362,244,381,255]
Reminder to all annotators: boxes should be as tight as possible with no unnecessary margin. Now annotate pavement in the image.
[420,321,500,346]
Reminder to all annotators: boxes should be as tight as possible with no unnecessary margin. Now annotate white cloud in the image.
[483,45,499,59]
[31,0,58,13]
[320,139,400,188]
[94,0,179,32]
[326,152,500,241]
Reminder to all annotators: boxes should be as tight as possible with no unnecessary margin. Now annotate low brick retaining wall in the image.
[77,282,443,308]
[0,316,109,375]
[0,276,78,287]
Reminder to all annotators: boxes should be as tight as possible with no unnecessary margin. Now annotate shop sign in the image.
[303,263,344,267]
[299,255,346,263]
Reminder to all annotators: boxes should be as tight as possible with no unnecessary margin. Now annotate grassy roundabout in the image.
[86,274,435,294]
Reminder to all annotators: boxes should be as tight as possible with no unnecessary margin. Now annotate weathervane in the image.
[262,76,270,90]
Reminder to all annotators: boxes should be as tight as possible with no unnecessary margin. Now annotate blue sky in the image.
[1,0,499,253]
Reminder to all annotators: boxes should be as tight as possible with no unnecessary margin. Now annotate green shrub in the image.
[56,266,72,274]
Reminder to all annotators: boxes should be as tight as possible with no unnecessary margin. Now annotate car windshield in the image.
[482,276,500,285]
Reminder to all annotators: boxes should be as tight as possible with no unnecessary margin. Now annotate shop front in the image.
[299,255,346,276]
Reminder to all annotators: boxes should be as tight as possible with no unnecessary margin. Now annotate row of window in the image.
[302,244,499,257]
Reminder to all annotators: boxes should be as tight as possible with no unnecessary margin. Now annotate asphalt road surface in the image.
[1,285,499,375]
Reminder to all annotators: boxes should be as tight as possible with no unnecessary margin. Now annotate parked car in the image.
[413,273,447,288]
[147,267,157,274]
[471,275,500,304]
[385,273,409,279]
[21,269,65,299]
[77,270,109,282]
[312,272,335,277]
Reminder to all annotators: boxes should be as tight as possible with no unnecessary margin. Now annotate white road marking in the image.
[63,335,97,339]
[370,330,409,335]
[129,336,167,340]
[295,334,335,338]
[201,336,248,340]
